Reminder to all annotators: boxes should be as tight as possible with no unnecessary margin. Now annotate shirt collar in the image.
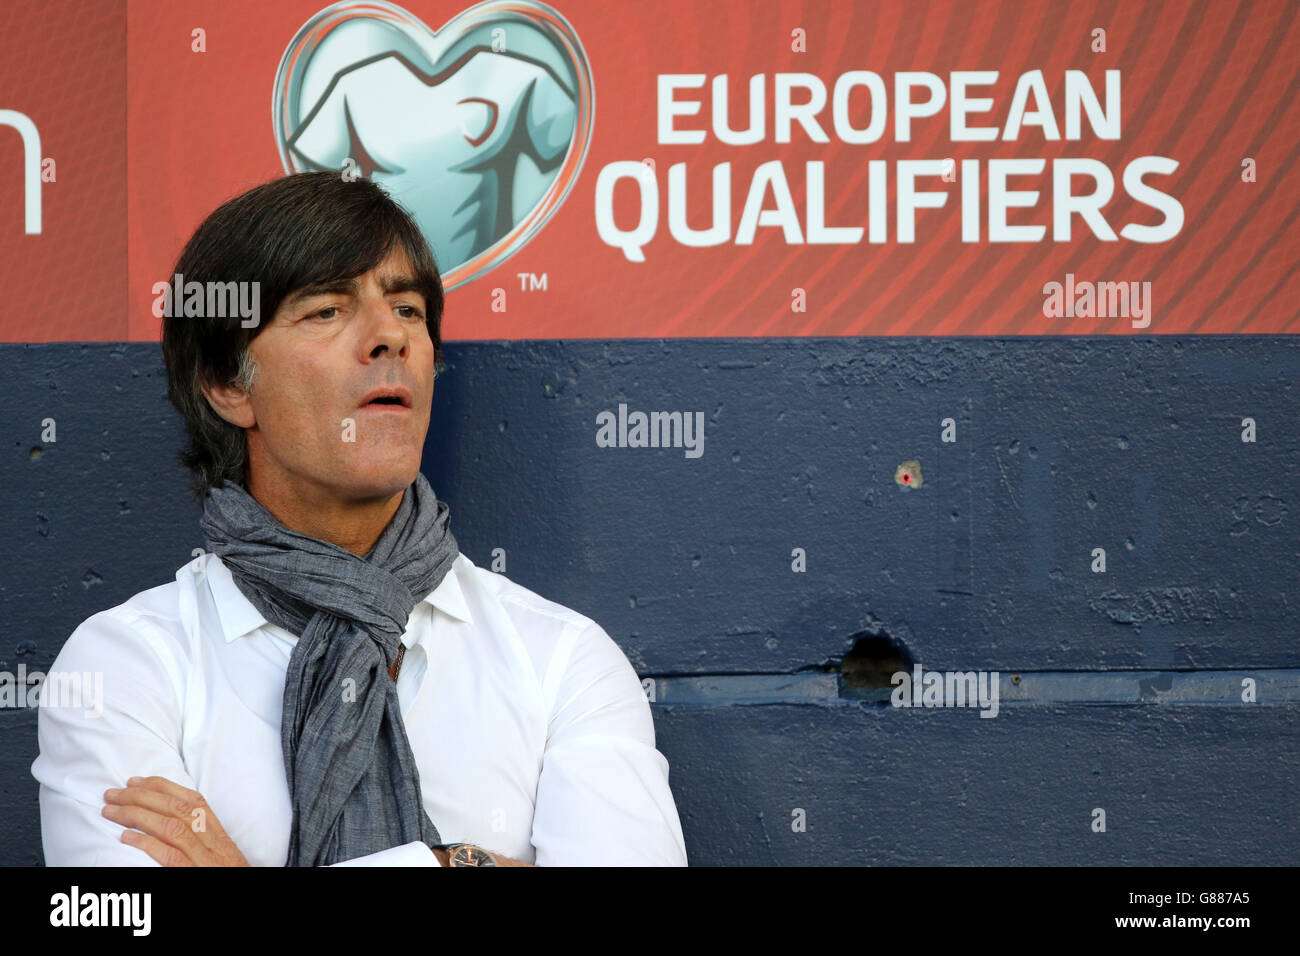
[203,552,474,644]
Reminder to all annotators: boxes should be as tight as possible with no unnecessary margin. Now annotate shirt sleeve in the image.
[530,620,688,865]
[31,608,441,868]
[31,608,200,866]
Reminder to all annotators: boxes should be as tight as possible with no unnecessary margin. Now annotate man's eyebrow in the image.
[285,275,423,306]
[285,278,358,305]
[380,275,423,296]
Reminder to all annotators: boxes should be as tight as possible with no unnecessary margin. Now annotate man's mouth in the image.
[358,387,413,409]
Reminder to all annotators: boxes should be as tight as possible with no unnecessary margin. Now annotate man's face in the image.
[238,247,435,505]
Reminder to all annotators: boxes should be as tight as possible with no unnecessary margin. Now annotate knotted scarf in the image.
[199,472,457,866]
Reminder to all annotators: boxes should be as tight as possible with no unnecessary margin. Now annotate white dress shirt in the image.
[31,550,687,866]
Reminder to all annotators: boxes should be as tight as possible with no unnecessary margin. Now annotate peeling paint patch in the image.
[540,370,573,398]
[1231,494,1288,532]
[1090,587,1247,625]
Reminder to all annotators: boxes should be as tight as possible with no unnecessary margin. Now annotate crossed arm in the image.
[36,610,685,867]
[100,775,534,867]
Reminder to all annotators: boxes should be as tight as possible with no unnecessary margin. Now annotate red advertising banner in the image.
[1,0,1296,342]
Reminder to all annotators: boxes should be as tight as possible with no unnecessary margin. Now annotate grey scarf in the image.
[199,472,458,866]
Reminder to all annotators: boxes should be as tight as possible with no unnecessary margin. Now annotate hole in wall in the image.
[838,632,913,698]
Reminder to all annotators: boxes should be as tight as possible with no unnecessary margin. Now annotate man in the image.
[31,171,687,867]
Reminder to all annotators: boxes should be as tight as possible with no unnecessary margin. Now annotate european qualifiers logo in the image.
[597,69,1185,261]
[596,403,705,458]
[890,665,1000,718]
[273,0,593,290]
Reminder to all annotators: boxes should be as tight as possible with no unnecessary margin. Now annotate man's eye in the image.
[311,307,340,320]
[395,305,424,319]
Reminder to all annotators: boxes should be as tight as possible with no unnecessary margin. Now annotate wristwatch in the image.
[433,842,499,867]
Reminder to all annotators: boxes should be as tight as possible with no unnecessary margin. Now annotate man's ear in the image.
[201,377,257,429]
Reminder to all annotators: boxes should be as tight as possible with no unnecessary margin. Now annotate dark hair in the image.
[161,172,445,500]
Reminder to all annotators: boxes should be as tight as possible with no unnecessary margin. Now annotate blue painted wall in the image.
[2,337,1297,864]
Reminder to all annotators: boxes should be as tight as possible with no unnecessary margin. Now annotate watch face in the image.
[451,844,499,867]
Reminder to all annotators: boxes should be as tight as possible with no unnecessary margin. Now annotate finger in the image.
[102,802,208,864]
[114,776,244,865]
[120,828,195,867]
[129,775,204,806]
[104,784,177,817]
[118,778,229,846]
[105,785,211,846]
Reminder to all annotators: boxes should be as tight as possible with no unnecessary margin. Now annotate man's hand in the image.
[102,776,250,867]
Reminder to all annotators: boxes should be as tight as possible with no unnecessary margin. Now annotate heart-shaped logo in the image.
[274,0,594,290]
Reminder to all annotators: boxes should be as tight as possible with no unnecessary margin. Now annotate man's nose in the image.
[363,298,409,358]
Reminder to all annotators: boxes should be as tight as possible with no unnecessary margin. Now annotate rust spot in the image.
[895,459,923,489]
